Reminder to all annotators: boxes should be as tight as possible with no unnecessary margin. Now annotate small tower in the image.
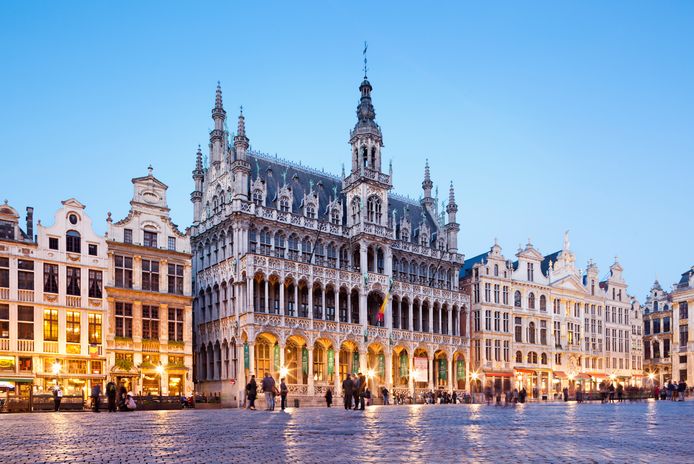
[231,108,251,200]
[209,82,227,169]
[421,159,434,211]
[191,146,204,223]
[444,181,459,252]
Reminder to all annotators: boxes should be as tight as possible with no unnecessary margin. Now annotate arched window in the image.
[367,195,382,223]
[528,292,535,310]
[540,353,548,365]
[515,351,522,363]
[527,352,537,364]
[305,203,316,219]
[252,190,263,206]
[213,196,219,212]
[288,234,299,259]
[514,291,522,308]
[66,230,81,253]
[351,197,360,224]
[400,228,409,242]
[331,208,340,225]
[314,241,325,266]
[249,227,258,253]
[279,196,290,212]
[528,322,536,344]
[494,264,499,276]
[274,233,285,258]
[420,233,428,247]
[327,243,337,268]
[259,228,272,255]
[539,295,547,312]
[301,237,312,262]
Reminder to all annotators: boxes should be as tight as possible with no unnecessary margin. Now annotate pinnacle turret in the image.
[234,107,249,160]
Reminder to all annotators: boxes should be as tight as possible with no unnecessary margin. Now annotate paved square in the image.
[2,400,693,463]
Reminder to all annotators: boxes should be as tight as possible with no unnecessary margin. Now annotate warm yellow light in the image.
[51,362,62,375]
[155,365,164,375]
[280,366,289,378]
[366,368,375,378]
[647,373,655,380]
[470,372,479,381]
[609,374,616,381]
[567,374,575,381]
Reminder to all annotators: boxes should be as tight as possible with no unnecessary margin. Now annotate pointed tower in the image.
[191,146,204,223]
[231,108,251,200]
[343,63,391,231]
[421,159,434,211]
[444,181,459,252]
[209,82,228,169]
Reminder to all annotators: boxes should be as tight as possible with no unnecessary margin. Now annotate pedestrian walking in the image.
[381,387,389,405]
[452,391,458,404]
[261,373,276,411]
[280,378,288,411]
[91,383,102,412]
[325,388,333,407]
[519,387,527,404]
[53,385,63,411]
[563,387,569,402]
[246,375,257,410]
[678,380,687,401]
[353,374,361,410]
[617,383,624,402]
[342,374,354,410]
[358,373,367,410]
[512,388,519,404]
[106,381,117,412]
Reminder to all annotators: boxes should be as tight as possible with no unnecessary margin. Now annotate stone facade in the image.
[460,234,643,398]
[0,199,108,398]
[104,168,194,396]
[191,79,470,405]
[643,267,694,385]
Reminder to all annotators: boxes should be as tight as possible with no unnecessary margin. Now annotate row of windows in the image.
[122,228,178,251]
[47,230,99,255]
[114,256,184,294]
[0,304,102,344]
[644,317,671,335]
[114,302,184,341]
[0,258,103,298]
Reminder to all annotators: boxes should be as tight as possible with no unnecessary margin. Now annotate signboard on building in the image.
[413,357,428,382]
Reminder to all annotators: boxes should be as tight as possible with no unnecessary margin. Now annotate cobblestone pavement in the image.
[2,399,693,463]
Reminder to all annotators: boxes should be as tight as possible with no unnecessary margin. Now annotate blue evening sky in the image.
[1,1,692,299]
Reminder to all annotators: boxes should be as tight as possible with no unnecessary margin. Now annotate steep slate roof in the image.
[247,151,438,239]
[540,251,561,276]
[459,252,488,279]
[677,267,694,289]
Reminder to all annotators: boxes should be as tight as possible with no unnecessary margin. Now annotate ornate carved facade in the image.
[191,78,470,405]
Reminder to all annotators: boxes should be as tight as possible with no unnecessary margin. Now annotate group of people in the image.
[484,386,528,405]
[654,380,688,401]
[50,382,137,412]
[341,373,371,410]
[245,373,289,411]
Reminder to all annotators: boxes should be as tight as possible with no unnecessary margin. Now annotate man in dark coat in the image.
[358,373,367,410]
[246,375,257,410]
[342,374,354,410]
[106,381,117,412]
[352,374,361,410]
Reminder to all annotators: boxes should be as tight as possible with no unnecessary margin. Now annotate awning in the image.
[553,371,567,379]
[0,377,34,383]
[482,371,514,377]
[515,368,536,374]
[586,372,606,379]
[575,373,591,380]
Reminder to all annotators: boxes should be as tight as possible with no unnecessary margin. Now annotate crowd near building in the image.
[642,268,694,386]
[0,169,193,405]
[0,68,659,408]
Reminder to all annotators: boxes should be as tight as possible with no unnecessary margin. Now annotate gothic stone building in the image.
[191,78,470,406]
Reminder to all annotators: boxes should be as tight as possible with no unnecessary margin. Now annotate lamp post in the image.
[155,365,164,398]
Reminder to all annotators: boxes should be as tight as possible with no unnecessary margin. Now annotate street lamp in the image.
[52,362,62,389]
[280,366,289,379]
[155,364,164,397]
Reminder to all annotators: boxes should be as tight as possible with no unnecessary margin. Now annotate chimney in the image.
[26,207,34,241]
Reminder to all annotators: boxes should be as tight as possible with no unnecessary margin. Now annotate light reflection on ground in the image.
[2,400,693,463]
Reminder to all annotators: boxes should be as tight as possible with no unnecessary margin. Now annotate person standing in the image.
[358,373,367,410]
[246,375,257,410]
[352,374,361,410]
[519,387,527,404]
[91,383,102,412]
[381,387,389,405]
[106,381,117,412]
[678,380,687,401]
[325,388,333,407]
[118,384,128,411]
[280,378,288,411]
[342,374,354,410]
[53,385,63,412]
[617,383,624,402]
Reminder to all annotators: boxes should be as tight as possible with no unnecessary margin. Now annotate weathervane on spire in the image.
[363,41,368,78]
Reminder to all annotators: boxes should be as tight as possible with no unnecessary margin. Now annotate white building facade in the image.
[191,78,470,405]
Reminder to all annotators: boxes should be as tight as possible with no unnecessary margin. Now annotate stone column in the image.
[418,304,423,332]
[160,259,168,294]
[133,255,142,290]
[429,305,434,334]
[408,352,415,397]
[347,291,352,323]
[321,287,326,320]
[308,345,315,395]
[386,295,393,330]
[264,280,269,313]
[428,355,435,390]
[279,280,285,316]
[408,300,414,333]
[335,289,340,323]
[447,355,454,392]
[308,284,314,320]
[448,307,453,335]
[385,348,393,393]
[293,284,299,317]
[248,278,254,313]
[279,342,285,376]
[248,341,256,377]
[359,348,368,374]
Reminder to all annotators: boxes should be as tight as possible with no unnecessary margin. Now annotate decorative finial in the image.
[106,211,112,223]
[494,237,498,246]
[3,199,7,205]
[147,164,153,176]
[563,230,571,251]
[363,41,368,79]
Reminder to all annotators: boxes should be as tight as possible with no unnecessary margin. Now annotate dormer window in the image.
[420,234,428,247]
[400,228,409,242]
[123,229,133,244]
[253,190,263,206]
[331,208,340,225]
[66,230,81,253]
[305,204,316,219]
[143,230,157,248]
[279,197,290,213]
[351,197,360,224]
